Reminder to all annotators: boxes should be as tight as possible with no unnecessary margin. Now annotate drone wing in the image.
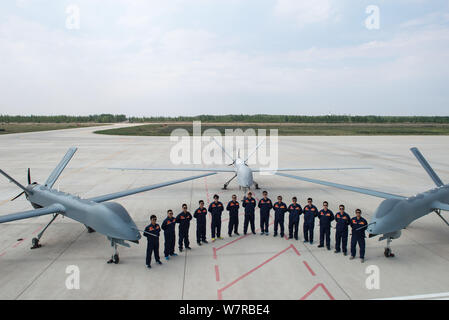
[275,172,405,200]
[89,172,216,203]
[109,167,235,173]
[253,167,372,172]
[0,204,65,223]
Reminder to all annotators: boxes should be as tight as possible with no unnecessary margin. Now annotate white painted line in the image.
[373,292,449,300]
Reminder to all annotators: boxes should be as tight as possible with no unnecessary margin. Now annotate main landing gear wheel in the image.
[107,254,120,264]
[31,237,41,249]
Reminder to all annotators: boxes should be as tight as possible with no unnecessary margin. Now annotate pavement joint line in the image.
[14,227,86,300]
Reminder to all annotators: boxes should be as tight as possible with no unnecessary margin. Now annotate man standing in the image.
[350,209,368,263]
[303,197,318,244]
[161,209,177,260]
[194,200,208,246]
[226,194,240,237]
[208,194,224,241]
[258,191,272,235]
[144,214,162,269]
[176,204,192,252]
[318,201,334,250]
[334,204,350,255]
[273,195,288,238]
[242,191,257,235]
[288,197,302,240]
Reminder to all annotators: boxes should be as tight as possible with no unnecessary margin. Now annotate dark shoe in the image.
[260,232,265,236]
[203,240,208,244]
[273,233,278,237]
[303,240,308,243]
[244,232,247,235]
[350,256,355,260]
[288,236,293,239]
[197,242,202,246]
[327,247,331,251]
[334,250,340,254]
[295,237,298,240]
[318,244,324,248]
[310,241,314,244]
[343,252,347,256]
[157,261,162,265]
[179,248,183,252]
[235,232,240,236]
[252,232,256,235]
[229,234,232,237]
[280,234,284,238]
[186,246,192,250]
[147,265,151,269]
[171,253,178,257]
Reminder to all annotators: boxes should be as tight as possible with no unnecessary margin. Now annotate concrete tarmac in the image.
[0,124,448,300]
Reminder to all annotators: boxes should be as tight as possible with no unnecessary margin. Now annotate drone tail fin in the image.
[410,147,444,187]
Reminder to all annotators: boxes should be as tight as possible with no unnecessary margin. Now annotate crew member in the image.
[144,214,162,268]
[317,201,334,250]
[226,194,240,237]
[208,194,224,241]
[273,195,288,238]
[161,209,177,260]
[334,204,350,255]
[288,197,302,240]
[176,204,192,252]
[303,197,318,244]
[194,200,208,245]
[350,209,368,263]
[258,191,272,235]
[242,192,257,235]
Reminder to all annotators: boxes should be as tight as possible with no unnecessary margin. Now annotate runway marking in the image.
[12,238,26,248]
[0,251,6,257]
[303,261,316,276]
[373,292,449,300]
[300,283,335,300]
[217,244,300,300]
[215,265,220,282]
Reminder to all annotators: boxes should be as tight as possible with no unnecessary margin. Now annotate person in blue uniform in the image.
[273,195,288,238]
[176,204,192,252]
[303,198,318,244]
[288,197,302,240]
[208,194,224,241]
[350,209,368,263]
[161,209,177,260]
[144,215,162,268]
[334,204,350,255]
[226,194,240,237]
[194,200,208,246]
[242,192,257,235]
[317,201,334,250]
[258,191,273,236]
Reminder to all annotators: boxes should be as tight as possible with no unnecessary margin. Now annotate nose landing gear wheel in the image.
[384,247,395,258]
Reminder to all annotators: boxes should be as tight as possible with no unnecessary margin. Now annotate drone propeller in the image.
[11,168,32,201]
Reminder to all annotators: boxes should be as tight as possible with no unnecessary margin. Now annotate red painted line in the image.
[204,177,211,205]
[215,265,220,282]
[303,261,315,276]
[32,226,43,235]
[216,233,250,251]
[290,244,301,256]
[217,245,295,297]
[300,283,335,300]
[217,289,223,300]
[0,251,6,257]
[12,238,26,248]
[213,247,217,260]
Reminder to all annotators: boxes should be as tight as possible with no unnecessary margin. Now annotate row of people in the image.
[143,191,368,268]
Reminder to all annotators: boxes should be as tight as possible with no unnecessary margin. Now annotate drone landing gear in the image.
[107,241,120,264]
[223,174,237,190]
[384,238,395,258]
[86,225,96,233]
[31,213,59,249]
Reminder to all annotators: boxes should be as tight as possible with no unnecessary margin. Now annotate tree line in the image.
[1,114,449,124]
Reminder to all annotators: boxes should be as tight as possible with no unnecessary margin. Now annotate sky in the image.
[0,0,449,116]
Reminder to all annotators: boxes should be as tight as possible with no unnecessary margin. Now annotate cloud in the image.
[274,0,336,27]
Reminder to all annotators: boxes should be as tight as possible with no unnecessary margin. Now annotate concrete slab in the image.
[0,124,448,300]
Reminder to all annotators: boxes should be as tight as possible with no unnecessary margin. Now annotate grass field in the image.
[94,122,449,136]
[0,123,105,135]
